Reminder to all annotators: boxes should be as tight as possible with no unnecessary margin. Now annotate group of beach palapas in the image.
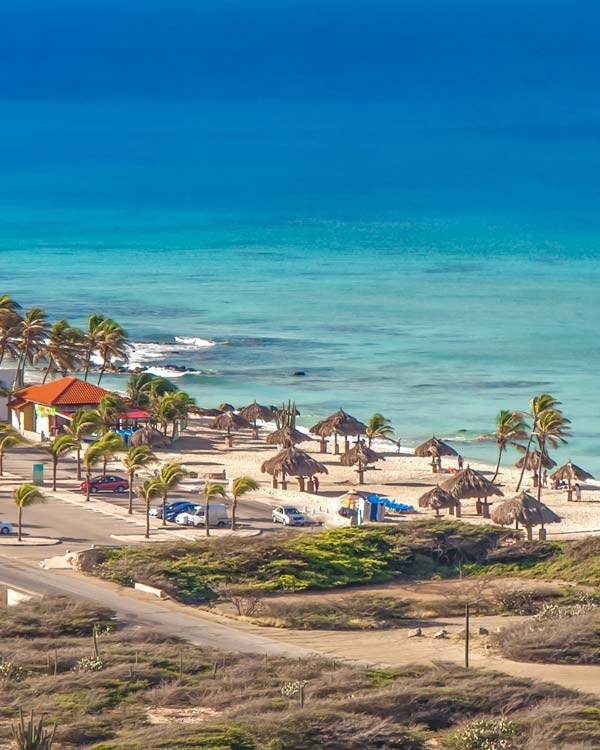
[192,392,593,542]
[0,295,594,541]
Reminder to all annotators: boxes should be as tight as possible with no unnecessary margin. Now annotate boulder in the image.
[407,628,422,638]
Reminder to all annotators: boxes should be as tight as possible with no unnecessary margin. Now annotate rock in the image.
[407,628,422,638]
[291,371,306,377]
[478,626,489,636]
[433,629,448,639]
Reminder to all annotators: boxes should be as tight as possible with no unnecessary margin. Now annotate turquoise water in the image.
[1,2,599,471]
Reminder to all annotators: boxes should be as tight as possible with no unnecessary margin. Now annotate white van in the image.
[174,503,230,528]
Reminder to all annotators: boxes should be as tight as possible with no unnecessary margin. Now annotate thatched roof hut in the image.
[550,461,594,485]
[414,436,458,458]
[261,445,328,491]
[418,486,459,516]
[440,466,503,518]
[208,411,251,447]
[238,402,276,424]
[491,491,560,540]
[266,426,313,447]
[514,450,556,472]
[340,440,384,483]
[309,409,367,453]
[130,425,166,448]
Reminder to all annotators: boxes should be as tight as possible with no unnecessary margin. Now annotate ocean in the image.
[1,1,599,471]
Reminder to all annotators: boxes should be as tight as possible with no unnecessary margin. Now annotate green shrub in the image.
[447,718,520,749]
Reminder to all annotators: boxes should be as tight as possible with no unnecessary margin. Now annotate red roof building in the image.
[10,377,112,437]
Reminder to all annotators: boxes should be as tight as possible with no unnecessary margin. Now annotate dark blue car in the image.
[149,501,198,520]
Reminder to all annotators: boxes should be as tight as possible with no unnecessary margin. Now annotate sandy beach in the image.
[147,416,600,539]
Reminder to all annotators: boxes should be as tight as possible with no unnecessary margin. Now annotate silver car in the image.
[271,506,305,526]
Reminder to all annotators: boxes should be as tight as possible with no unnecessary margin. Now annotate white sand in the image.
[143,416,600,539]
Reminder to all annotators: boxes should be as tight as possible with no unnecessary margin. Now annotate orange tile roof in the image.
[12,377,113,407]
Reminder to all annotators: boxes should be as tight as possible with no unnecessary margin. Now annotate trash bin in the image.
[33,464,44,486]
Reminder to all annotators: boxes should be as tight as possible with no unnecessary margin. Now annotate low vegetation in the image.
[1,597,599,749]
[492,609,600,665]
[92,520,510,603]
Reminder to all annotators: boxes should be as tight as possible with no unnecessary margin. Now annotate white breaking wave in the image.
[123,336,219,374]
[174,336,218,348]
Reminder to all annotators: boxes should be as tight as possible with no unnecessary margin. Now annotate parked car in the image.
[271,506,305,526]
[80,475,129,494]
[174,504,230,528]
[150,501,198,520]
[0,521,13,535]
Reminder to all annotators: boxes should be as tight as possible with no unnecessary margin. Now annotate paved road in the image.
[0,556,313,657]
[0,446,278,560]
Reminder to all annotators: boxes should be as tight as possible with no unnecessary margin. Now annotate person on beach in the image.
[551,475,559,490]
[542,470,548,488]
[313,475,319,494]
[457,455,464,470]
[575,482,582,501]
[396,438,401,454]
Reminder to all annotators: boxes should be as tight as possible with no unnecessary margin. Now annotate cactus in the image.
[11,709,57,750]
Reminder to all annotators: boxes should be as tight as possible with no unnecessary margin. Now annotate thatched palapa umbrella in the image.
[310,408,367,454]
[130,425,167,448]
[440,465,503,518]
[209,411,251,448]
[414,436,458,473]
[261,445,328,491]
[238,401,276,438]
[491,491,561,541]
[418,486,459,517]
[551,461,594,487]
[514,450,556,472]
[340,440,384,484]
[266,426,313,448]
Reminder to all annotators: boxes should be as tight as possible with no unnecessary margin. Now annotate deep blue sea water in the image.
[1,1,599,470]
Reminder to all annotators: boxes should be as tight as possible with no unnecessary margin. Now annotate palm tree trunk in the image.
[83,347,92,381]
[86,468,91,501]
[0,451,4,476]
[516,433,534,491]
[145,500,150,539]
[97,361,107,386]
[52,455,57,491]
[231,498,237,531]
[42,361,52,384]
[492,444,503,482]
[76,446,82,481]
[128,472,134,514]
[205,498,210,537]
[162,492,167,526]
[537,439,545,501]
[17,507,22,542]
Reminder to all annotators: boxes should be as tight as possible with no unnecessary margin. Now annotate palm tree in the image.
[95,395,127,475]
[154,462,187,526]
[0,297,21,368]
[0,425,29,476]
[516,394,562,491]
[230,476,259,531]
[136,478,162,539]
[82,314,107,381]
[477,409,529,481]
[365,413,394,447]
[13,307,49,388]
[63,409,101,480]
[127,372,177,408]
[13,483,46,542]
[83,433,125,501]
[37,320,84,382]
[122,445,157,514]
[204,482,226,537]
[534,410,571,500]
[96,319,129,385]
[46,434,78,491]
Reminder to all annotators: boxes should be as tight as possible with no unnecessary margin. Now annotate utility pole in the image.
[464,603,470,669]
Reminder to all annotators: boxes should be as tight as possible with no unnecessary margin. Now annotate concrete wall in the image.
[0,586,35,607]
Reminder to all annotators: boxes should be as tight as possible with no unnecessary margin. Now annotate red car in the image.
[80,475,129,494]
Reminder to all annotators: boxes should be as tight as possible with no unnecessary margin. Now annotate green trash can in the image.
[33,464,44,487]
